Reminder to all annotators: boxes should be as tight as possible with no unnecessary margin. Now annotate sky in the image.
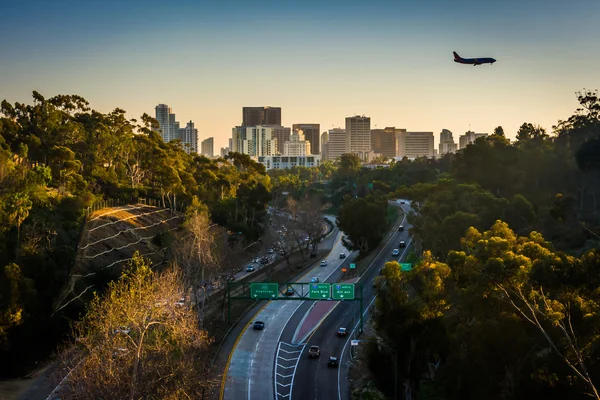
[1,0,599,151]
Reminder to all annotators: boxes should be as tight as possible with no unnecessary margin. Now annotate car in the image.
[310,277,320,283]
[246,265,255,272]
[339,253,346,259]
[399,241,406,248]
[308,345,320,358]
[285,287,295,296]
[253,321,265,330]
[337,327,347,337]
[328,356,339,368]
[392,249,400,256]
[320,260,327,267]
[253,257,260,263]
[398,225,404,231]
[400,201,406,204]
[261,257,269,264]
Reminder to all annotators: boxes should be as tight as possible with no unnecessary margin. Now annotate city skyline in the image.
[2,0,599,151]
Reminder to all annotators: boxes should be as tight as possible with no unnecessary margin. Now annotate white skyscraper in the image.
[181,121,199,154]
[397,131,435,159]
[438,129,457,155]
[231,126,278,157]
[327,128,346,161]
[283,129,311,156]
[154,104,197,153]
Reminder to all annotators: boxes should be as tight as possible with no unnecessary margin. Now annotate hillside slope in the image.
[53,204,184,314]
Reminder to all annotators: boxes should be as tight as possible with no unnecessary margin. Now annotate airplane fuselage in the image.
[453,52,496,66]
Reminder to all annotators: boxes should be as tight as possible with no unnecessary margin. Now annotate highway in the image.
[221,200,412,400]
[222,215,359,400]
[290,200,413,400]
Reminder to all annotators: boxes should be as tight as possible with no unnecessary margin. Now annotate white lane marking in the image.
[337,235,413,400]
[277,365,296,370]
[276,373,294,378]
[279,348,302,354]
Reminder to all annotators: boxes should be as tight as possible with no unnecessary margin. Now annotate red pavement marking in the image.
[296,301,337,340]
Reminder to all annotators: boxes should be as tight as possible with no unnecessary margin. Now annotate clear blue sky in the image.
[2,0,599,150]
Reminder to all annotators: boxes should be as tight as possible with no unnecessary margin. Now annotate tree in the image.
[337,193,388,255]
[493,126,505,137]
[62,253,214,400]
[5,192,33,257]
[175,196,217,328]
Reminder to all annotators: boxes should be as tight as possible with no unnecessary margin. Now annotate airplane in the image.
[453,51,496,66]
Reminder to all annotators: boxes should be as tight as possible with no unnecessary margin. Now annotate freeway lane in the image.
[223,216,358,400]
[291,201,413,400]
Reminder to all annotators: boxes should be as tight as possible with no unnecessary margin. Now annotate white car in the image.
[310,277,320,283]
[320,260,328,267]
[392,249,400,256]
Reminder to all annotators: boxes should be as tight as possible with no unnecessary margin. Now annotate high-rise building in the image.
[270,126,291,154]
[180,121,199,154]
[201,137,214,157]
[231,126,278,157]
[321,131,329,160]
[370,127,398,159]
[292,124,320,155]
[155,104,180,143]
[242,106,281,126]
[345,115,371,161]
[397,131,435,159]
[220,147,230,157]
[458,131,488,149]
[438,129,457,155]
[327,128,346,161]
[283,129,311,156]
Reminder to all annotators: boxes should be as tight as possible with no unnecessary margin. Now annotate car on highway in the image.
[253,321,265,330]
[285,287,294,296]
[261,257,269,264]
[253,257,260,263]
[328,356,339,368]
[392,249,400,256]
[308,345,320,358]
[399,241,406,248]
[246,265,255,272]
[398,225,404,231]
[320,260,327,267]
[310,277,320,283]
[339,253,346,259]
[337,327,347,337]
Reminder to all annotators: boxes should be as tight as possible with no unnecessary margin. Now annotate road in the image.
[222,216,359,400]
[290,200,413,400]
[221,201,412,400]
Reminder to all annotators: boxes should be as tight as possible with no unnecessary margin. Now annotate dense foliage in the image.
[0,92,273,376]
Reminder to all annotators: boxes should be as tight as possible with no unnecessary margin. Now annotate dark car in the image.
[399,241,406,248]
[339,253,346,259]
[398,225,404,231]
[261,257,269,264]
[246,265,255,272]
[337,327,347,337]
[308,345,320,358]
[285,287,294,296]
[328,356,339,368]
[253,321,265,330]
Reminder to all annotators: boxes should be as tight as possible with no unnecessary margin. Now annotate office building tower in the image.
[458,131,488,149]
[370,127,398,159]
[327,128,346,161]
[292,124,320,155]
[201,137,214,157]
[180,121,199,154]
[220,147,230,157]
[283,129,311,156]
[155,104,181,143]
[438,129,457,155]
[231,126,278,157]
[321,131,329,160]
[270,126,291,154]
[345,115,371,161]
[397,131,435,159]
[242,106,281,126]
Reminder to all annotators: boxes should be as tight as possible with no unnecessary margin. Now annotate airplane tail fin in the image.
[453,51,461,61]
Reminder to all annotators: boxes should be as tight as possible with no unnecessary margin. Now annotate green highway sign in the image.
[332,283,355,300]
[250,283,279,299]
[349,263,356,269]
[400,263,412,272]
[309,283,331,299]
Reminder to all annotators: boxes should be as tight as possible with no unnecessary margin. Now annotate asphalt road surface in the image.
[289,200,413,400]
[222,200,413,400]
